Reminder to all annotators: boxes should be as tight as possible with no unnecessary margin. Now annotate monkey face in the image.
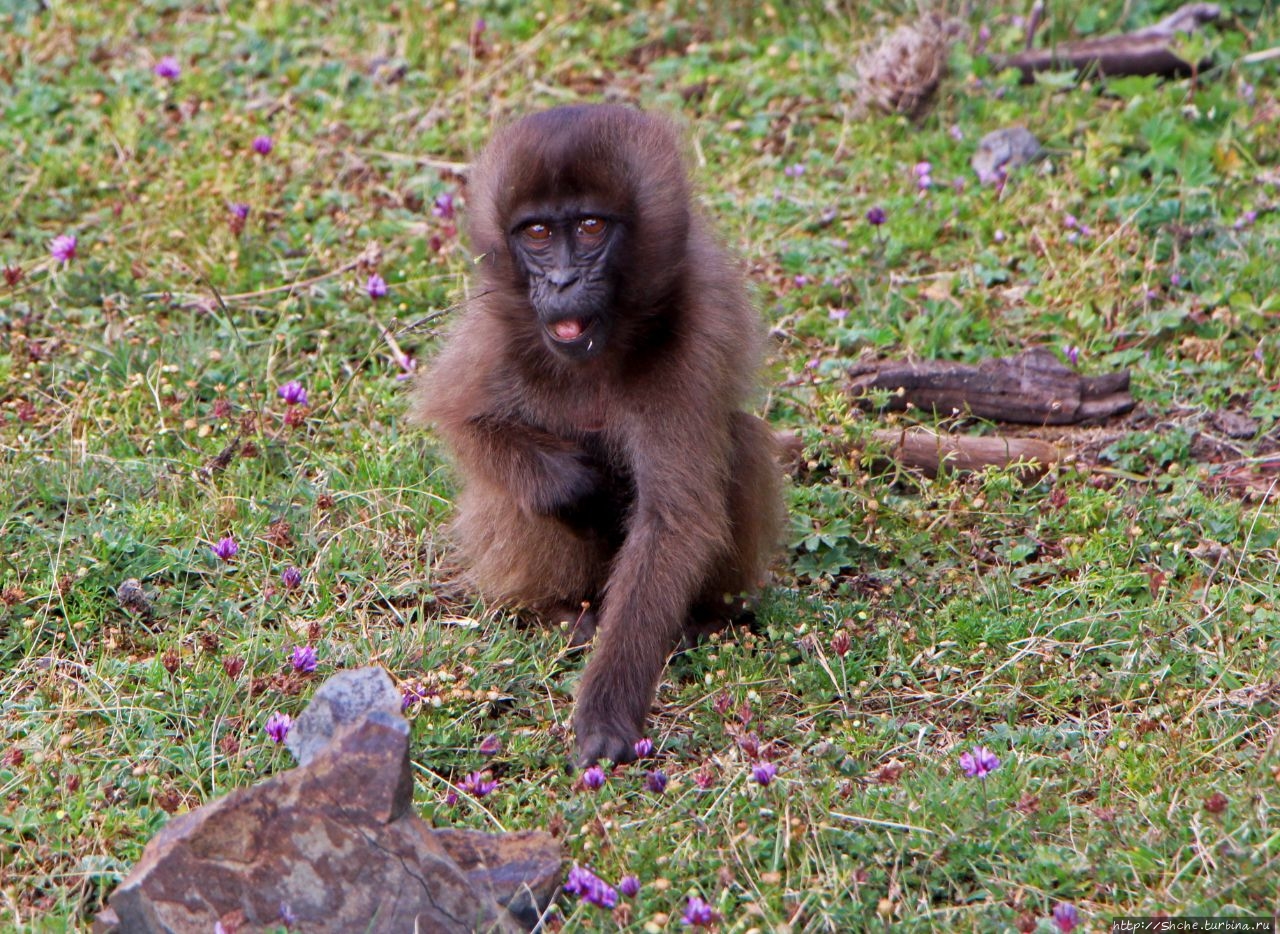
[508,209,621,361]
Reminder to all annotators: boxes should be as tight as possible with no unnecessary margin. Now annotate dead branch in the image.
[996,2,1221,83]
[869,427,1059,481]
[847,347,1134,425]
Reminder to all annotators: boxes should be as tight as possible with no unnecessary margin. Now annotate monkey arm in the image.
[572,413,734,765]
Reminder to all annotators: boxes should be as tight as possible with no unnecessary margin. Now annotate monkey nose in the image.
[547,270,580,290]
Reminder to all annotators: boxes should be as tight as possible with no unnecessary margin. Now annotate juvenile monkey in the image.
[413,105,782,765]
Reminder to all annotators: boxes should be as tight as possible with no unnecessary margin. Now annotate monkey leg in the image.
[452,482,613,611]
[686,412,784,640]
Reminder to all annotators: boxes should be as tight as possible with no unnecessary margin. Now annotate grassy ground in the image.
[3,1,1279,930]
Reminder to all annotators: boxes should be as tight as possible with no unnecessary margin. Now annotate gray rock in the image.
[972,126,1042,184]
[285,665,402,766]
[95,667,561,934]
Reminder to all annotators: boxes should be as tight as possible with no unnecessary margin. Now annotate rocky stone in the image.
[95,667,561,934]
[285,665,403,767]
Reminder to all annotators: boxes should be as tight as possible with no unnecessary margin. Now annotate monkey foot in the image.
[680,607,757,649]
[567,609,598,647]
[546,603,598,647]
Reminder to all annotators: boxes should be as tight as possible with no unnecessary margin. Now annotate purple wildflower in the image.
[290,645,317,674]
[277,381,308,406]
[681,895,719,927]
[230,202,250,220]
[645,769,668,794]
[784,163,805,178]
[479,733,503,757]
[752,761,778,786]
[366,273,388,299]
[401,686,422,711]
[828,308,848,321]
[1064,345,1080,367]
[210,536,239,561]
[1051,902,1081,933]
[794,274,808,287]
[1170,273,1183,288]
[281,566,302,589]
[278,902,297,927]
[581,765,607,791]
[1234,210,1258,231]
[432,193,456,220]
[252,135,273,155]
[461,771,497,798]
[49,234,77,264]
[865,206,887,226]
[914,162,933,191]
[564,864,618,909]
[618,875,640,898]
[993,229,1006,243]
[265,711,292,744]
[633,737,653,759]
[949,124,964,141]
[1064,214,1078,229]
[959,745,1001,779]
[153,56,181,80]
[393,350,416,379]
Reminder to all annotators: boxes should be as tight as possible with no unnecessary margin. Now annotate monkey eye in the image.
[522,223,552,246]
[576,217,607,240]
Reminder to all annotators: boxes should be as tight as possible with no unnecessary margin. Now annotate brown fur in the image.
[411,105,783,765]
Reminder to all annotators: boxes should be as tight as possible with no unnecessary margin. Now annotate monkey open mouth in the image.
[547,316,598,348]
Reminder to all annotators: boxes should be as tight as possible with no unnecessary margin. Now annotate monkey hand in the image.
[572,686,643,767]
[573,718,642,769]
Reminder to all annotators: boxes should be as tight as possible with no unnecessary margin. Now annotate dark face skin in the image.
[508,207,621,361]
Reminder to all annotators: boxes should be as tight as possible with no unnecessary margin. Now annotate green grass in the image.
[3,1,1279,930]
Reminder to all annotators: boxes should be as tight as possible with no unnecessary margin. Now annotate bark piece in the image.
[996,2,1220,82]
[847,348,1134,425]
[870,427,1058,481]
[95,667,561,934]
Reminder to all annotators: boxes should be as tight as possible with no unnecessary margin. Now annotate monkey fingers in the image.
[572,717,642,769]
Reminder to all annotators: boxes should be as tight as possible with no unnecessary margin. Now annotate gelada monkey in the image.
[414,104,782,765]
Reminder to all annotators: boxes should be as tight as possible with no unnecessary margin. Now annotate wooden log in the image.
[869,427,1058,481]
[847,347,1134,426]
[996,2,1220,83]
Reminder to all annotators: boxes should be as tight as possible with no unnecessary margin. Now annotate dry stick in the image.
[1024,0,1045,51]
[443,10,575,108]
[1240,46,1280,64]
[144,250,373,308]
[358,151,469,175]
[998,1,1222,82]
[868,427,1059,481]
